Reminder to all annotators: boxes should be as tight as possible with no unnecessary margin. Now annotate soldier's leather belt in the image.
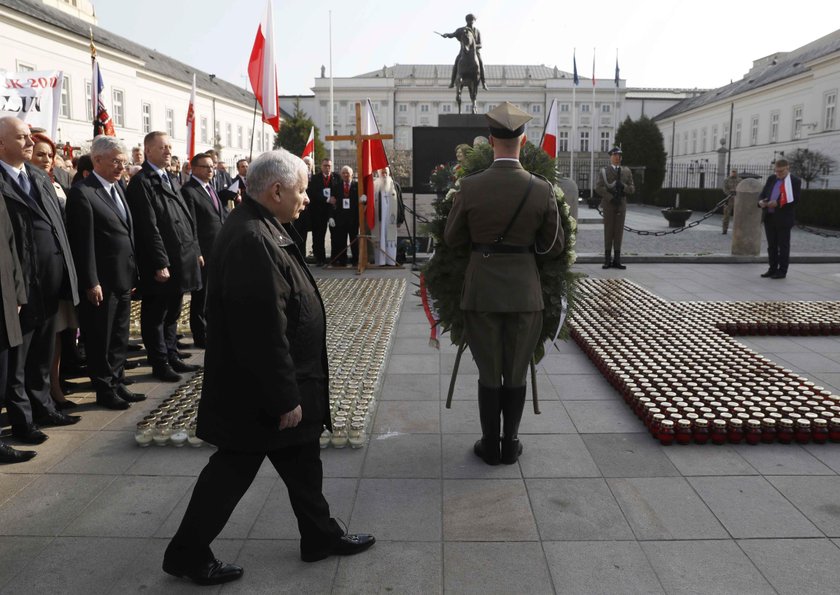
[471,243,534,254]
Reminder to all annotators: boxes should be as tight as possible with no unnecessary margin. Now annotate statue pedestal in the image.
[731,178,764,256]
[438,114,486,128]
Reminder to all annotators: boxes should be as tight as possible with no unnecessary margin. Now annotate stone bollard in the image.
[731,178,764,256]
[557,177,579,220]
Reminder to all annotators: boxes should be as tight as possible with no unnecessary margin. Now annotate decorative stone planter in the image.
[661,208,692,228]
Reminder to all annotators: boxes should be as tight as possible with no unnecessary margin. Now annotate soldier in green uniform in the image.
[721,169,741,234]
[595,147,635,269]
[444,102,564,465]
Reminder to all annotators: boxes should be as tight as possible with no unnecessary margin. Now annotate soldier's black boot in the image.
[602,250,612,269]
[501,386,526,464]
[474,383,501,465]
[612,249,627,270]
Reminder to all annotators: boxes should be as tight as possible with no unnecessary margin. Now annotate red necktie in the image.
[779,179,788,207]
[344,182,349,196]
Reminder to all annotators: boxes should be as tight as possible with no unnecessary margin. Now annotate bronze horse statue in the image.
[454,28,479,114]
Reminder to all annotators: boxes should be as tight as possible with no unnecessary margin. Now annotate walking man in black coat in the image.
[66,135,145,410]
[162,149,375,586]
[125,132,201,382]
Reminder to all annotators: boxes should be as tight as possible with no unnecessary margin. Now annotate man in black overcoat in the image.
[328,165,359,266]
[307,158,340,266]
[125,132,201,382]
[162,149,375,586]
[66,135,145,410]
[758,158,801,279]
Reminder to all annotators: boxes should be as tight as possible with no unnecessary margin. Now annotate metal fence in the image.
[663,162,775,189]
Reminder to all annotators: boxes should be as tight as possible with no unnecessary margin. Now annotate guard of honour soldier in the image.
[595,146,635,270]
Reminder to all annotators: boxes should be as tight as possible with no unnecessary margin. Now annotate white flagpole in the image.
[329,9,334,163]
[571,49,576,184]
[613,49,619,141]
[590,48,595,200]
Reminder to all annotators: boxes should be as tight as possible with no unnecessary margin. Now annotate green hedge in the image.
[634,188,840,228]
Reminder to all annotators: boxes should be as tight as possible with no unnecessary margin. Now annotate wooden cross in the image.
[569,278,840,444]
[325,102,394,273]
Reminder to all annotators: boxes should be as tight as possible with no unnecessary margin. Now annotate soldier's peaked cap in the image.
[486,102,532,139]
[608,146,623,155]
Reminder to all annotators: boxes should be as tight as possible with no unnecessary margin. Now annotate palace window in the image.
[59,76,71,118]
[112,89,125,127]
[142,103,151,134]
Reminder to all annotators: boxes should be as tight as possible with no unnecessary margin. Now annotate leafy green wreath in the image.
[423,141,582,363]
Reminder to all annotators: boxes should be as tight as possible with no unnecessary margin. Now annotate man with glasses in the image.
[66,136,145,409]
[758,159,801,279]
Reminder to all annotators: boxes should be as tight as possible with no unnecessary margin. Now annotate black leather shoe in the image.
[37,410,81,426]
[152,364,182,382]
[96,391,130,410]
[770,271,787,279]
[611,260,627,270]
[170,358,199,373]
[193,338,206,349]
[122,377,135,385]
[0,441,37,463]
[124,360,141,370]
[11,424,48,444]
[162,558,243,586]
[176,352,192,360]
[176,340,191,350]
[301,534,376,563]
[760,269,776,278]
[54,399,78,411]
[116,384,146,402]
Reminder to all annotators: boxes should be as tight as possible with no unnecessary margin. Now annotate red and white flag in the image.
[540,98,558,158]
[301,126,315,159]
[90,41,115,138]
[186,73,196,160]
[247,0,280,132]
[361,99,389,230]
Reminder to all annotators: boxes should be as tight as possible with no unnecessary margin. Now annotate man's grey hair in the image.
[248,149,307,197]
[341,165,354,176]
[90,135,127,158]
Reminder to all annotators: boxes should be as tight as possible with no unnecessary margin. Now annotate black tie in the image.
[17,170,40,211]
[110,186,127,222]
[161,173,172,190]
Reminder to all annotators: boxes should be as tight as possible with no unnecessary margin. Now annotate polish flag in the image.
[185,73,196,160]
[301,126,315,159]
[247,0,280,132]
[540,98,558,158]
[361,99,389,230]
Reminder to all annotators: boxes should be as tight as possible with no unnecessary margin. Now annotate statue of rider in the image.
[442,13,487,91]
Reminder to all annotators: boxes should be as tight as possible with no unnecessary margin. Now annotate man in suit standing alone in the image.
[307,158,339,266]
[181,153,226,348]
[126,132,201,382]
[66,136,145,410]
[758,158,801,279]
[444,103,563,465]
[0,117,81,444]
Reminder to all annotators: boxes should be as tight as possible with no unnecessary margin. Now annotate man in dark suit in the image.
[307,158,339,266]
[0,173,35,463]
[328,165,359,266]
[162,149,374,586]
[126,131,201,382]
[66,136,145,410]
[231,159,248,195]
[758,158,801,279]
[181,153,226,348]
[444,103,564,466]
[0,117,81,444]
[290,156,314,258]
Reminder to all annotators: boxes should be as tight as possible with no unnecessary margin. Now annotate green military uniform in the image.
[444,102,564,465]
[595,147,635,269]
[721,172,741,234]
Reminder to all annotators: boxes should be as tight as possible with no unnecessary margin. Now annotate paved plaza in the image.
[2,253,840,593]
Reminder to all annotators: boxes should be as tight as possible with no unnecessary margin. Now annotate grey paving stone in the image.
[444,479,538,541]
[62,475,194,537]
[732,443,835,475]
[372,401,440,434]
[778,352,840,373]
[687,476,822,538]
[0,536,53,591]
[381,373,440,400]
[395,322,433,338]
[565,400,643,433]
[663,444,758,476]
[519,401,576,434]
[47,429,144,476]
[538,353,600,375]
[320,446,366,478]
[518,434,601,478]
[582,434,681,478]
[444,542,553,594]
[350,479,441,541]
[125,442,215,476]
[543,541,664,595]
[0,473,35,506]
[333,541,442,595]
[155,477,275,540]
[440,351,478,375]
[738,538,840,595]
[440,399,479,434]
[441,434,523,479]
[387,353,439,374]
[0,474,114,536]
[803,444,840,475]
[248,478,357,540]
[441,372,480,401]
[608,477,728,540]
[223,539,337,594]
[362,433,441,478]
[0,429,94,475]
[527,478,634,541]
[641,540,774,595]
[767,476,840,537]
[548,373,615,400]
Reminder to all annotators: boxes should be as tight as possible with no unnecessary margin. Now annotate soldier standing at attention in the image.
[444,102,564,465]
[721,168,741,234]
[595,147,635,269]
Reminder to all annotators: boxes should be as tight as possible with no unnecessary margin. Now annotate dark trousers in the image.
[764,216,793,274]
[329,222,358,266]
[6,314,58,429]
[165,441,342,565]
[310,210,328,264]
[464,310,542,388]
[140,292,183,367]
[602,200,627,254]
[0,348,8,416]
[189,266,209,345]
[78,288,131,393]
